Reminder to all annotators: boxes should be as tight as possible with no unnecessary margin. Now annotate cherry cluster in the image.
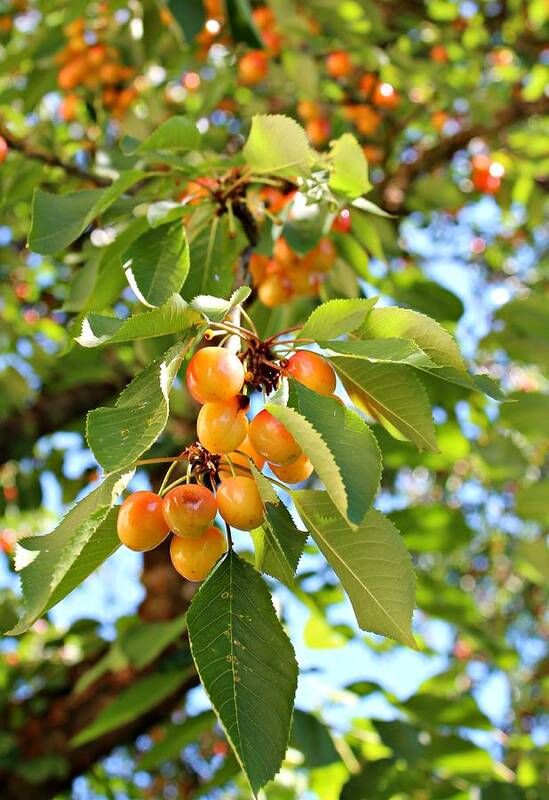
[117,325,338,583]
[250,237,337,308]
[56,16,136,121]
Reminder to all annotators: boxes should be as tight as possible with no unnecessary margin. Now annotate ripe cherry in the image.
[297,100,320,120]
[274,237,298,268]
[197,398,249,454]
[249,409,302,466]
[117,491,170,552]
[0,135,8,164]
[270,453,313,484]
[257,273,293,307]
[162,484,217,538]
[285,351,336,396]
[170,526,227,581]
[306,117,331,147]
[326,50,353,79]
[217,477,265,530]
[186,347,245,404]
[238,50,268,86]
[306,237,336,272]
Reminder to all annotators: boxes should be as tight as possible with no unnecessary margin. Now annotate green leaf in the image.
[167,0,205,41]
[86,343,185,472]
[351,196,395,218]
[292,490,416,648]
[225,0,264,47]
[8,470,133,635]
[299,297,378,341]
[187,551,297,795]
[184,216,246,298]
[123,222,190,307]
[318,338,439,369]
[516,480,549,524]
[291,710,340,768]
[250,465,306,587]
[268,382,381,525]
[329,133,371,199]
[72,669,192,747]
[358,306,475,390]
[140,711,216,770]
[190,286,252,322]
[243,114,312,177]
[331,357,438,452]
[28,171,144,254]
[76,294,199,347]
[131,116,200,153]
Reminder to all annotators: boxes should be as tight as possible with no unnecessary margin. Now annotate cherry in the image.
[270,453,313,484]
[186,347,245,404]
[197,398,249,454]
[274,237,297,268]
[0,135,7,164]
[285,351,336,396]
[306,237,336,272]
[297,100,320,120]
[332,210,351,233]
[162,484,217,538]
[372,81,400,109]
[238,50,268,86]
[217,477,265,530]
[326,50,353,79]
[306,117,331,147]
[170,526,227,581]
[257,273,293,307]
[117,491,170,552]
[249,409,302,466]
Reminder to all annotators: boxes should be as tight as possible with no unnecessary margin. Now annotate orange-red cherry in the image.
[270,453,313,484]
[162,484,217,538]
[238,50,268,85]
[197,398,249,454]
[217,477,265,530]
[0,135,8,164]
[117,491,170,552]
[285,351,336,396]
[326,51,353,79]
[170,526,227,581]
[249,409,302,466]
[186,347,245,404]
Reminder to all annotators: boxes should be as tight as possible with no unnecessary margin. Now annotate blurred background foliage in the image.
[0,0,547,798]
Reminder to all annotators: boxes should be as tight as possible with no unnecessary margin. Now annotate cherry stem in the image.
[226,522,234,549]
[264,325,303,343]
[225,454,237,478]
[159,459,180,495]
[161,474,191,496]
[239,307,258,337]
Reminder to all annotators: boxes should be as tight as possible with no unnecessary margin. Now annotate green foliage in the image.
[187,551,298,795]
[122,222,190,307]
[328,133,371,199]
[293,491,416,647]
[243,114,312,177]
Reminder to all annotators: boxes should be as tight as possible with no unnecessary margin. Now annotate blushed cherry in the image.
[186,346,245,404]
[197,398,249,454]
[217,477,265,530]
[170,526,227,581]
[162,484,217,538]
[117,491,170,552]
[249,409,302,466]
[270,453,313,484]
[285,351,336,396]
[219,435,266,479]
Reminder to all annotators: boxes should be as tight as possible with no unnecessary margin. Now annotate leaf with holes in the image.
[293,490,416,648]
[8,470,133,635]
[267,381,381,525]
[187,551,297,796]
[299,297,378,341]
[76,294,199,347]
[243,114,312,177]
[87,342,186,472]
[331,357,438,452]
[123,222,190,307]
